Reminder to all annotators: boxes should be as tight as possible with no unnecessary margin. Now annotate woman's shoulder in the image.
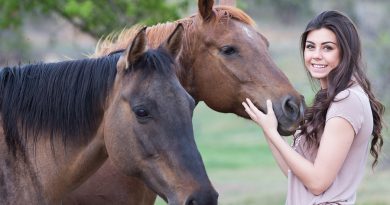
[327,84,371,134]
[333,84,368,106]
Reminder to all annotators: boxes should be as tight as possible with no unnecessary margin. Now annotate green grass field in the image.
[155,103,390,205]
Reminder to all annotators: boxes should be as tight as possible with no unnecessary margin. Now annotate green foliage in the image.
[0,0,189,38]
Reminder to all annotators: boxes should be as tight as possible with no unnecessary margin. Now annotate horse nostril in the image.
[282,95,299,121]
[184,190,218,205]
[183,188,218,205]
[185,198,198,205]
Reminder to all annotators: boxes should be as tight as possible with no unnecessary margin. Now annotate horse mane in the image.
[0,46,177,157]
[93,25,145,58]
[213,6,256,26]
[131,47,177,80]
[93,5,256,58]
[0,55,119,156]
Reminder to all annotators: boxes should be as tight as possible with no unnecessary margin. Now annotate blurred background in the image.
[1,0,389,204]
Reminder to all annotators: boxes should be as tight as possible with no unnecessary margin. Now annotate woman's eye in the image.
[220,46,237,56]
[135,109,149,118]
[305,44,314,49]
[323,46,334,51]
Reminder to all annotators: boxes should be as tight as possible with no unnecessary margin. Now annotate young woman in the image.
[242,10,385,205]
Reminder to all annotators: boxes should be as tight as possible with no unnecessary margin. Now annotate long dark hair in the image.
[296,10,385,168]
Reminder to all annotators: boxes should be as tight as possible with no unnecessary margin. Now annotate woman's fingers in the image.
[242,98,278,132]
[245,98,256,110]
[242,101,250,111]
[245,98,264,115]
[266,99,274,114]
[242,102,258,121]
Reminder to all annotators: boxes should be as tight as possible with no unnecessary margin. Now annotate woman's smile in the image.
[304,28,340,88]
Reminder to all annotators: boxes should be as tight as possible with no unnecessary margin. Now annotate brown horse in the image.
[0,25,217,205]
[67,0,305,204]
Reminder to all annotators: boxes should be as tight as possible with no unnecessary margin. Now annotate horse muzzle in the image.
[277,94,305,136]
[183,189,219,205]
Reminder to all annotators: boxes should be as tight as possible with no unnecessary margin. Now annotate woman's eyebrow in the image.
[306,40,337,45]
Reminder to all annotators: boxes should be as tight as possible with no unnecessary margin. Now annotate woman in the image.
[242,10,384,205]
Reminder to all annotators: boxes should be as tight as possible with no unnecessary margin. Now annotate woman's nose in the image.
[312,49,322,60]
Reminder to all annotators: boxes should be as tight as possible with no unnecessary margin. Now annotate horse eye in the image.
[135,109,149,118]
[220,46,237,56]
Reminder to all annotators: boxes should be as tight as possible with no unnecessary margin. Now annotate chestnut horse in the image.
[67,0,305,204]
[0,26,217,205]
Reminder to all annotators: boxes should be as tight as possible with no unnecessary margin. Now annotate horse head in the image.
[103,25,218,205]
[184,0,305,135]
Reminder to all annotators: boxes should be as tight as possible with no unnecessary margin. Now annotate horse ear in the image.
[124,27,148,70]
[198,0,215,22]
[160,23,183,59]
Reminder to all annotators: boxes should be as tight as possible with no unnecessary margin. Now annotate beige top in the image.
[286,84,373,205]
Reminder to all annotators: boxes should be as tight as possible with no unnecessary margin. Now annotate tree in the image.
[0,0,190,39]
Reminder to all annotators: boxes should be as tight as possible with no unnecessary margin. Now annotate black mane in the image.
[0,47,177,157]
[129,47,176,79]
[0,55,119,156]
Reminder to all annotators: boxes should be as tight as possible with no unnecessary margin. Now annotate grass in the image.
[155,103,390,205]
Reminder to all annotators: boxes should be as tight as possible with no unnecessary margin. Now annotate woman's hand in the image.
[242,98,278,135]
[242,98,291,176]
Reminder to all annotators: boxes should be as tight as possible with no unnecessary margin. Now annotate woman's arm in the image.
[242,99,355,195]
[243,99,290,175]
[264,135,290,176]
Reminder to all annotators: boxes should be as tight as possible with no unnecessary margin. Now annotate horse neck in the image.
[10,125,107,204]
[0,57,116,204]
[0,56,117,154]
[0,126,42,203]
[146,18,199,99]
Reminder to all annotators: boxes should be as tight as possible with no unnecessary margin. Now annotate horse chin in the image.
[277,126,296,136]
[165,191,219,205]
[277,115,301,136]
[275,115,298,136]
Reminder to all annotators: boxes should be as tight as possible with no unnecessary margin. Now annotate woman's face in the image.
[304,28,340,88]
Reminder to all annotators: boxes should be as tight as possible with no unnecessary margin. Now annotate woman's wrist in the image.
[263,128,279,140]
[263,128,281,143]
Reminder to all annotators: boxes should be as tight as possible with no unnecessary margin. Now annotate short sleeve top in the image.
[286,84,373,205]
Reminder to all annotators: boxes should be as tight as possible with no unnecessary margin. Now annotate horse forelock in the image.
[0,55,119,157]
[146,22,180,48]
[131,48,177,80]
[213,6,256,26]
